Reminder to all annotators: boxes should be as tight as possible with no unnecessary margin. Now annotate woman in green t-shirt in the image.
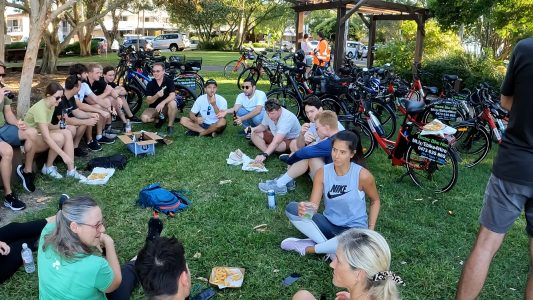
[24,81,86,180]
[38,196,122,300]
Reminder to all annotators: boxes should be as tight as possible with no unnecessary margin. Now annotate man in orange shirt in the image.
[312,32,331,69]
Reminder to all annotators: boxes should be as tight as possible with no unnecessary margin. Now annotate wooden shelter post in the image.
[334,5,347,70]
[413,14,426,78]
[367,16,376,67]
[295,11,305,50]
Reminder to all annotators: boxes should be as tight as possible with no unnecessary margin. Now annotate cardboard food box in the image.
[118,131,163,156]
[209,267,245,289]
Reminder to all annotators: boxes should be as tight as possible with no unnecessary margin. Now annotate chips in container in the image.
[209,267,245,289]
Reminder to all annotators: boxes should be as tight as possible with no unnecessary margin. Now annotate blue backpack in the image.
[138,183,190,216]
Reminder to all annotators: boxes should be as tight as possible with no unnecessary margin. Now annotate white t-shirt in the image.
[301,40,314,55]
[191,94,228,125]
[261,108,301,139]
[77,82,94,103]
[235,90,267,112]
[308,121,345,142]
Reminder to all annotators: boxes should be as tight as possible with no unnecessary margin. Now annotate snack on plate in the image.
[229,149,244,161]
[423,120,446,131]
[247,161,264,168]
[209,267,244,288]
[88,173,107,180]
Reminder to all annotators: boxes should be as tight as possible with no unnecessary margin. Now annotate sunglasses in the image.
[241,85,252,90]
[0,73,5,78]
[207,106,212,115]
[55,96,62,101]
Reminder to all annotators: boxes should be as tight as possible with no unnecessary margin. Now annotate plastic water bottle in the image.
[125,120,132,135]
[267,190,276,209]
[21,243,35,273]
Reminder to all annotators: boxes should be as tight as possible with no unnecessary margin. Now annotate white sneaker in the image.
[66,169,87,181]
[42,165,63,179]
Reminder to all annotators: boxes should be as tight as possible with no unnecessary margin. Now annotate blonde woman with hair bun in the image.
[293,228,403,300]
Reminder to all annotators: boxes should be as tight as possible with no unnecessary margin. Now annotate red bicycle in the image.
[223,48,254,80]
[363,99,459,193]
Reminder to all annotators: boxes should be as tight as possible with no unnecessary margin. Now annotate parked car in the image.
[358,45,369,59]
[144,36,156,44]
[91,37,119,52]
[122,38,153,51]
[188,39,199,50]
[309,40,319,49]
[151,33,190,52]
[346,41,363,58]
[281,40,295,52]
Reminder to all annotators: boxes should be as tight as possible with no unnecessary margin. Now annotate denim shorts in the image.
[479,174,533,236]
[0,124,21,146]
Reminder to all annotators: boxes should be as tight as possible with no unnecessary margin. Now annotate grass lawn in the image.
[0,54,528,300]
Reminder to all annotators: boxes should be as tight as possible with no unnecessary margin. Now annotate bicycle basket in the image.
[184,58,202,72]
[325,77,350,94]
[174,74,197,92]
[169,55,186,69]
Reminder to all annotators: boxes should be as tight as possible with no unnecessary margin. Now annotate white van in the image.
[346,41,363,58]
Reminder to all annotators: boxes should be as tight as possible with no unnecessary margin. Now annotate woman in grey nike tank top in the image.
[281,131,381,256]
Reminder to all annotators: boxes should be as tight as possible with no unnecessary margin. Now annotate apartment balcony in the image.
[7,26,23,33]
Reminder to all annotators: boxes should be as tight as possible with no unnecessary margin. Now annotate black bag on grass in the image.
[86,154,128,171]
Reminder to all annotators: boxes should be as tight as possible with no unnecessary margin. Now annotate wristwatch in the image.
[260,152,269,158]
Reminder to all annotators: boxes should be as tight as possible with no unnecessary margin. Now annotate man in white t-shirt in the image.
[217,77,265,132]
[179,79,227,137]
[288,95,345,153]
[251,99,301,163]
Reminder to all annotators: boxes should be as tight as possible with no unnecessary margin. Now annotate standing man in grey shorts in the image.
[456,38,533,299]
[0,61,40,211]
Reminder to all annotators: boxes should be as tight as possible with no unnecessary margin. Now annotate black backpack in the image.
[86,154,128,171]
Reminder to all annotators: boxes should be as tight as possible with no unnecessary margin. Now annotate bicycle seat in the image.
[424,86,439,95]
[402,99,425,114]
[443,74,459,81]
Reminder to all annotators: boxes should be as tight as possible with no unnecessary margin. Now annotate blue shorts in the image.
[0,124,21,146]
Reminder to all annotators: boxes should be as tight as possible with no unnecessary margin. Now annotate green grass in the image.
[0,55,529,300]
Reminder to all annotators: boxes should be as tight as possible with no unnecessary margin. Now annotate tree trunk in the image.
[0,0,5,62]
[40,42,60,74]
[233,11,245,49]
[18,25,44,117]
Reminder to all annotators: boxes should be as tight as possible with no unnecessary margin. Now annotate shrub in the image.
[60,40,99,56]
[252,42,268,48]
[6,42,28,49]
[198,38,231,50]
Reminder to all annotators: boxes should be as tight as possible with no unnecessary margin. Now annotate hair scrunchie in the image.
[372,271,405,286]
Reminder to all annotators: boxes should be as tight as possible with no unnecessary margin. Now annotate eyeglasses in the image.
[55,96,62,101]
[78,221,105,232]
[0,73,5,78]
[241,85,252,90]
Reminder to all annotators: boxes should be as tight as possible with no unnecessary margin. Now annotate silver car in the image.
[151,33,191,52]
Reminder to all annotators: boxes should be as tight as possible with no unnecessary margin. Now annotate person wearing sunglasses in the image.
[23,81,86,180]
[0,60,40,210]
[250,99,301,163]
[38,196,122,299]
[217,77,265,137]
[180,79,227,137]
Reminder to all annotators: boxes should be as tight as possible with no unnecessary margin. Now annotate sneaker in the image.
[280,238,316,256]
[97,136,116,145]
[74,147,89,157]
[167,126,175,136]
[155,117,165,129]
[279,154,290,164]
[106,126,121,135]
[258,180,287,195]
[146,213,164,241]
[42,165,63,179]
[87,139,102,151]
[58,194,70,210]
[103,132,117,139]
[4,193,26,211]
[286,180,296,191]
[129,115,142,124]
[66,169,87,181]
[185,130,199,137]
[244,127,252,139]
[17,164,36,192]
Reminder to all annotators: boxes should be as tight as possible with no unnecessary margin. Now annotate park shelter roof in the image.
[288,0,430,70]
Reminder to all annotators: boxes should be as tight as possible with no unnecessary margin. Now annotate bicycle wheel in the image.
[406,90,421,102]
[453,123,491,168]
[224,60,245,80]
[175,84,197,113]
[405,145,459,193]
[421,104,466,127]
[321,97,346,115]
[124,84,143,115]
[194,73,204,96]
[266,89,302,119]
[339,117,376,158]
[369,99,397,139]
[237,67,261,90]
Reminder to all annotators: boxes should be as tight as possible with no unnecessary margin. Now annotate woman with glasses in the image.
[292,229,402,300]
[24,81,86,180]
[38,196,121,299]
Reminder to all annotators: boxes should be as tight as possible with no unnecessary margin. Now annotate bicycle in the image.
[236,51,288,90]
[364,99,460,193]
[265,64,307,119]
[168,55,205,98]
[224,48,255,80]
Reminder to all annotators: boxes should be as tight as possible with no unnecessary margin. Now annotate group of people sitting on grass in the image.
[0,59,403,299]
[0,196,401,300]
